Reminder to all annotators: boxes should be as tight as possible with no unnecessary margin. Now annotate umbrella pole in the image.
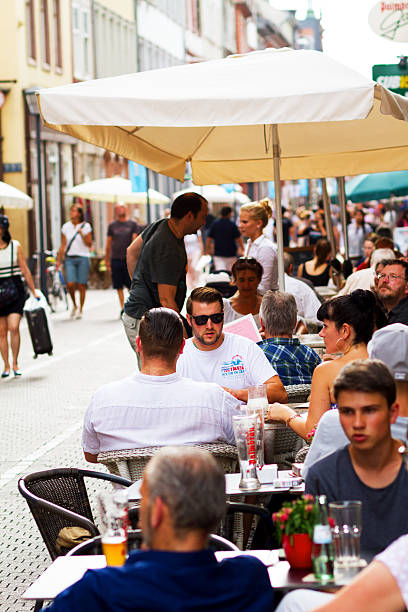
[272,125,285,290]
[336,176,349,259]
[146,171,151,225]
[321,178,336,255]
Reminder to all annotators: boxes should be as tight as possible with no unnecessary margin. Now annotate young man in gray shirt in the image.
[305,359,408,560]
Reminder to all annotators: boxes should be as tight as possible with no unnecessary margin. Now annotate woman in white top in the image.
[56,204,92,319]
[223,257,263,328]
[239,199,278,294]
[0,214,38,377]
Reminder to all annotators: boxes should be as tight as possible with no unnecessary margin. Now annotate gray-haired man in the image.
[257,291,321,386]
[48,447,275,612]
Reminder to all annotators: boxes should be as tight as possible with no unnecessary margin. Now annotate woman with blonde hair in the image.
[239,198,278,294]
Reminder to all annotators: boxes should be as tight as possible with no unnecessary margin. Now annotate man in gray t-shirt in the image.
[305,359,408,560]
[106,204,139,311]
[122,193,208,354]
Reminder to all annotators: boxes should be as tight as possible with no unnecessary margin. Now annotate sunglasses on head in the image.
[190,312,224,326]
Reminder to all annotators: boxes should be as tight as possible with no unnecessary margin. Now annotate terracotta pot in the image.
[282,533,313,569]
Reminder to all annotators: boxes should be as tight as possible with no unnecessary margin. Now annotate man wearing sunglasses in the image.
[376,259,408,325]
[177,287,287,403]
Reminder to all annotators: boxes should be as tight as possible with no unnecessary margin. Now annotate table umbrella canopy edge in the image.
[0,181,33,210]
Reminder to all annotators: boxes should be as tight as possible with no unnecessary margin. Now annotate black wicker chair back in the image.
[18,468,131,560]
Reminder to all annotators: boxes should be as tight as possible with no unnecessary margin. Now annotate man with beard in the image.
[176,286,287,403]
[376,259,408,325]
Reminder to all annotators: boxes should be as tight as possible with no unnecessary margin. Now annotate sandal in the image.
[1,370,10,378]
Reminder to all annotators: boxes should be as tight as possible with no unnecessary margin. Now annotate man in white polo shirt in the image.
[177,287,287,403]
[82,307,241,462]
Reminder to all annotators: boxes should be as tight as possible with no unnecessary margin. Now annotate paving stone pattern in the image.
[0,290,135,610]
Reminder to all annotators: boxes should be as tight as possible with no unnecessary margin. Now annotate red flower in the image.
[303,494,314,502]
[328,517,335,528]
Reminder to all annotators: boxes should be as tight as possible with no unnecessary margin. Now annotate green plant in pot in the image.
[272,494,316,569]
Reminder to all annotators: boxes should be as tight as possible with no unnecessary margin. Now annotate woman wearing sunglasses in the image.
[239,199,278,294]
[223,258,263,328]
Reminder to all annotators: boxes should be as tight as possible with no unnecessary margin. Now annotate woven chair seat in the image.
[264,422,304,469]
[285,383,311,403]
[98,443,238,482]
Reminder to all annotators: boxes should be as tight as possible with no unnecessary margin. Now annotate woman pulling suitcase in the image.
[0,214,38,377]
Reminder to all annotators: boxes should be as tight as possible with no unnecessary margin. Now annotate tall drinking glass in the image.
[97,488,128,566]
[246,385,267,469]
[329,500,362,585]
[232,414,261,490]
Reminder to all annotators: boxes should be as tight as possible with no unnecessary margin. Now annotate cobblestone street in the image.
[1,289,136,610]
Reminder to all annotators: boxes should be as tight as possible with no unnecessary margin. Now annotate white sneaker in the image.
[70,306,77,318]
[75,311,83,319]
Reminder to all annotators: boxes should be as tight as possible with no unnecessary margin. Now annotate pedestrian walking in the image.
[205,206,243,271]
[238,199,278,294]
[105,203,139,313]
[0,214,38,377]
[56,204,92,319]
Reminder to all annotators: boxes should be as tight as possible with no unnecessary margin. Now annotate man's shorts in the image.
[64,256,90,285]
[111,258,131,290]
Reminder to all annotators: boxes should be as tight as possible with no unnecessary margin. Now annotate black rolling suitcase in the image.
[25,306,53,358]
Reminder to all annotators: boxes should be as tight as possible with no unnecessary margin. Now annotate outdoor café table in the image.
[21,551,338,608]
[314,286,338,301]
[126,470,304,502]
[296,333,325,357]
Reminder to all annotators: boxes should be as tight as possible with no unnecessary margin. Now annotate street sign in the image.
[372,63,408,96]
[369,2,408,42]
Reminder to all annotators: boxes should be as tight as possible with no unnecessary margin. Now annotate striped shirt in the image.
[257,337,321,386]
[0,240,21,279]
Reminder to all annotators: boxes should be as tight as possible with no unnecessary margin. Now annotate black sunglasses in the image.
[190,313,224,326]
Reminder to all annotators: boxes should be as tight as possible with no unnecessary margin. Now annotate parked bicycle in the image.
[45,253,69,312]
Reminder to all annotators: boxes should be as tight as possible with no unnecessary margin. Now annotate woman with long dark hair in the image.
[267,289,387,440]
[297,238,335,287]
[0,214,38,377]
[56,204,92,319]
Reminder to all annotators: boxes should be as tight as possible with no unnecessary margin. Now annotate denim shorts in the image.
[64,256,90,285]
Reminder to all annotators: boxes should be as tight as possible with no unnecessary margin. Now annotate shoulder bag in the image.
[65,223,85,257]
[0,241,19,306]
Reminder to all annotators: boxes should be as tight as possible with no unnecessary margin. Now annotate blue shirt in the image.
[257,337,321,386]
[48,549,274,612]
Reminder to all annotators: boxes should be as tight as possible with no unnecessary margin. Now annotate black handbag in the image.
[0,242,19,306]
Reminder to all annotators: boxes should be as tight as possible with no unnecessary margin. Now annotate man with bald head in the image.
[105,203,139,311]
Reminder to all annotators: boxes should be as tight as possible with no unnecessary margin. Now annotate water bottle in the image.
[312,495,334,581]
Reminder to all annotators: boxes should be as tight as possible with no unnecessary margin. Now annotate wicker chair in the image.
[67,530,239,555]
[285,383,311,403]
[97,443,239,481]
[264,422,304,469]
[18,468,132,561]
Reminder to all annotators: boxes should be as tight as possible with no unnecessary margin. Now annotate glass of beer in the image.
[97,488,128,566]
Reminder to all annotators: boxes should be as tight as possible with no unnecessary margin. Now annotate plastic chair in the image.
[67,530,239,555]
[98,443,238,481]
[18,468,132,560]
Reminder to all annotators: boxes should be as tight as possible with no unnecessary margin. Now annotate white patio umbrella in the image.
[38,48,408,287]
[172,184,236,204]
[65,176,170,205]
[0,181,33,210]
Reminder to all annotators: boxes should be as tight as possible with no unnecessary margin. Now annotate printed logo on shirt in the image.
[221,355,246,378]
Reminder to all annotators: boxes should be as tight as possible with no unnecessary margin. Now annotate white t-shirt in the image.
[177,332,277,390]
[62,221,92,257]
[82,371,241,454]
